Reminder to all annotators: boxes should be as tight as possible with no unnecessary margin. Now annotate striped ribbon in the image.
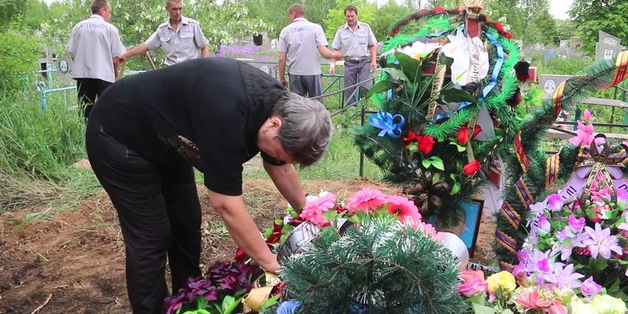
[611,51,628,87]
[499,201,521,230]
[552,81,566,119]
[496,230,518,254]
[515,178,534,208]
[545,153,560,188]
[498,261,515,272]
[514,131,530,172]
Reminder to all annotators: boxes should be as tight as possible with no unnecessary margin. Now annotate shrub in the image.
[0,30,41,93]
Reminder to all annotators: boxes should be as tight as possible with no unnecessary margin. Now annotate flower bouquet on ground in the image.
[164,261,280,314]
[257,188,470,313]
[459,268,628,314]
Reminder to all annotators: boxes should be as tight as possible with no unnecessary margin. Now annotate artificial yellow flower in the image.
[486,271,516,293]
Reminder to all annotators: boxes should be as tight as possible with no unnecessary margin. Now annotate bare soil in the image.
[0,178,496,314]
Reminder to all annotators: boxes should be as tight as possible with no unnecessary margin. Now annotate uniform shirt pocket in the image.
[158,29,172,43]
[357,29,369,45]
[180,30,195,49]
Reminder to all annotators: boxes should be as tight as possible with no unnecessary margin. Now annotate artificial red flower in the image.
[457,127,470,145]
[403,130,421,149]
[234,247,246,263]
[417,135,436,154]
[456,126,483,145]
[463,160,481,176]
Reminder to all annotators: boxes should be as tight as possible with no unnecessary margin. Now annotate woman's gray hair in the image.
[272,93,332,166]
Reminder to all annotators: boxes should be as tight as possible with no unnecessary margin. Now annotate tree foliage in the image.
[487,0,558,45]
[569,0,628,54]
[0,0,31,28]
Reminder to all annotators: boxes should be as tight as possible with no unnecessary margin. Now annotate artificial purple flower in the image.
[543,263,584,290]
[514,248,554,276]
[165,291,187,314]
[568,215,585,233]
[206,261,263,293]
[186,277,218,301]
[547,194,563,211]
[583,223,623,259]
[528,201,546,215]
[580,276,603,296]
[553,232,588,261]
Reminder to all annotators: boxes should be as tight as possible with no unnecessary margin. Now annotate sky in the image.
[43,0,574,20]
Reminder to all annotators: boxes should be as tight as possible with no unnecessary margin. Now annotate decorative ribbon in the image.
[370,111,405,138]
[515,178,534,208]
[611,50,628,87]
[552,81,566,119]
[514,131,530,172]
[498,261,515,272]
[496,230,518,254]
[499,201,521,230]
[577,136,628,203]
[558,136,628,204]
[480,32,504,100]
[242,272,282,312]
[427,52,447,121]
[545,153,560,188]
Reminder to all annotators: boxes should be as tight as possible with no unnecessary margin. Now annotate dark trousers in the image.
[76,78,112,120]
[343,58,372,107]
[288,74,323,97]
[86,120,202,314]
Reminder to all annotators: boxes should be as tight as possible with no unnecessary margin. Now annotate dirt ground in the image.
[0,178,496,314]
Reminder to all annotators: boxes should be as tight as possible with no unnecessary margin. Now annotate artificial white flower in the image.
[441,30,489,87]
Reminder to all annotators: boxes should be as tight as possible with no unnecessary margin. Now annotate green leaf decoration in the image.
[450,141,467,152]
[472,303,496,314]
[394,51,421,83]
[440,87,477,104]
[430,157,445,170]
[451,182,461,194]
[422,156,445,170]
[365,79,397,100]
[382,68,410,82]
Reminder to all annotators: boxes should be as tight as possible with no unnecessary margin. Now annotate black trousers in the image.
[86,119,202,314]
[76,78,112,120]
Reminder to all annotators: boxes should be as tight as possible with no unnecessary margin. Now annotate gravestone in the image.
[595,31,624,61]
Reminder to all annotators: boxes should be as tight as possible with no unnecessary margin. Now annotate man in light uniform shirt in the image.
[66,0,125,120]
[278,3,342,97]
[122,0,209,67]
[329,5,377,107]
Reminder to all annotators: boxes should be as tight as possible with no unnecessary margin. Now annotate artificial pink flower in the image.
[514,288,551,310]
[299,192,337,227]
[386,195,421,222]
[568,215,585,233]
[345,188,387,214]
[538,214,551,235]
[583,109,592,123]
[569,120,594,147]
[458,270,488,297]
[547,299,568,314]
[547,194,563,211]
[410,221,440,239]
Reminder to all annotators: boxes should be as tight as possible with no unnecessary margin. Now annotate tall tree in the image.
[0,0,32,29]
[569,0,628,54]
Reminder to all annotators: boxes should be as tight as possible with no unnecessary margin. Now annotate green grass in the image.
[0,89,99,214]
